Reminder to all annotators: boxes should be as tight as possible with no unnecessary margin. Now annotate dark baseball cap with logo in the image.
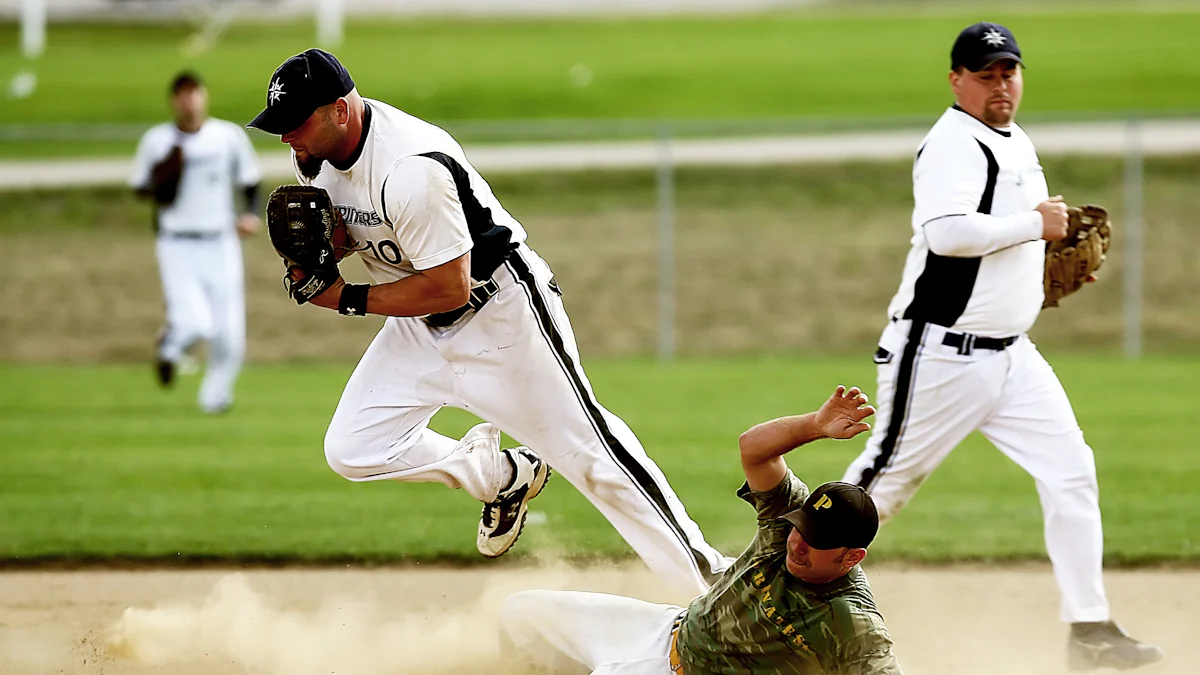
[781,481,879,550]
[247,48,355,136]
[951,22,1023,72]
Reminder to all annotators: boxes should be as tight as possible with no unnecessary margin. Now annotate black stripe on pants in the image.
[505,252,719,584]
[858,321,926,491]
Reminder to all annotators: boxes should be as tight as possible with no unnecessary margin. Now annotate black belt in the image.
[942,332,1018,355]
[162,231,223,240]
[422,278,500,328]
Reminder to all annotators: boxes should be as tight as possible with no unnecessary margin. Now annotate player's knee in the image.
[168,319,205,347]
[500,590,532,620]
[1043,471,1099,501]
[500,591,564,669]
[209,331,244,360]
[500,590,549,631]
[577,463,646,506]
[323,432,362,480]
[1039,443,1100,495]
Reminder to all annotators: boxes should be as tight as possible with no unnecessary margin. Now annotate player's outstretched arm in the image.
[739,386,874,492]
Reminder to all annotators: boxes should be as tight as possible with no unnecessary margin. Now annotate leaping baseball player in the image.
[246,49,730,596]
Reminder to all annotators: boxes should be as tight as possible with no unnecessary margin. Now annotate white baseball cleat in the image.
[477,446,551,558]
[1067,621,1163,671]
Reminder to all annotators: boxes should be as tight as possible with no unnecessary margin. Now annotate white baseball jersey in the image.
[886,105,1048,337]
[130,119,261,235]
[296,100,527,284]
[843,105,1113,625]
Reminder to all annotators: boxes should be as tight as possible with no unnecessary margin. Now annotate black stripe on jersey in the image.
[974,140,999,213]
[858,320,927,491]
[901,138,1000,326]
[379,174,391,225]
[951,104,1012,138]
[418,152,517,281]
[506,250,721,586]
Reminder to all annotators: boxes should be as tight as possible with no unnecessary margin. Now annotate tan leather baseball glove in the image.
[1043,204,1112,309]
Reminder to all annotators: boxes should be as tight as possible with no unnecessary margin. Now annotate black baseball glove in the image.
[265,185,347,305]
[149,144,184,206]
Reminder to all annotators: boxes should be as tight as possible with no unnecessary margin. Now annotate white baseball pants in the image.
[501,590,682,675]
[843,318,1109,623]
[155,233,245,413]
[323,247,728,595]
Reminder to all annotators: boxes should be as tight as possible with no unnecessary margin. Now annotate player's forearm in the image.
[241,183,261,215]
[923,211,1043,257]
[740,413,826,461]
[369,274,470,316]
[313,274,469,317]
[740,413,825,491]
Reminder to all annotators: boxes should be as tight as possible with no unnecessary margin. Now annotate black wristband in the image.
[242,183,261,214]
[338,284,370,317]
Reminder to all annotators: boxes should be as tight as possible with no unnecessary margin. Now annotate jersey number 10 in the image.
[359,239,403,265]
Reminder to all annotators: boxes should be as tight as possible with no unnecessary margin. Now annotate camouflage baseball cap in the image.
[781,481,879,550]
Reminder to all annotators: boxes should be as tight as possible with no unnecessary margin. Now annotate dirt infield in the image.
[0,563,1194,674]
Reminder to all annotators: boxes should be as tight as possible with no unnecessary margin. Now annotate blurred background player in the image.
[503,385,902,675]
[839,22,1162,671]
[130,71,263,414]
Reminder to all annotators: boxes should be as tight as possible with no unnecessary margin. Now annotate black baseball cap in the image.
[951,22,1023,72]
[247,48,355,135]
[781,482,879,550]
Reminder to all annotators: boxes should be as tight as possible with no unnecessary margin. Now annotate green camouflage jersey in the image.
[677,470,902,675]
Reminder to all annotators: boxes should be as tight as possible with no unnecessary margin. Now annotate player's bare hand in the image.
[1036,196,1069,241]
[814,385,875,440]
[236,213,261,237]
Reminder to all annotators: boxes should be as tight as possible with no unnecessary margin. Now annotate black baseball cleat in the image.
[1068,621,1163,671]
[477,447,551,558]
[155,358,175,387]
[154,329,175,388]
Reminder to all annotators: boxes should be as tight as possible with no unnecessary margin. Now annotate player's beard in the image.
[983,100,1016,126]
[297,152,324,179]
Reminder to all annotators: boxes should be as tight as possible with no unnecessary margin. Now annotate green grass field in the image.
[3,357,1196,566]
[2,8,1199,156]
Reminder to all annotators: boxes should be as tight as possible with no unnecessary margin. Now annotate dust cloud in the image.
[2,564,1185,675]
[105,560,672,675]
